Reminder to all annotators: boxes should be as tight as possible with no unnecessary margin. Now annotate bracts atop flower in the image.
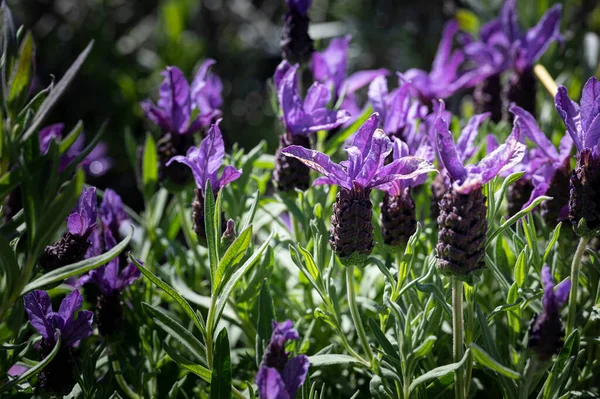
[283,113,435,266]
[273,61,350,192]
[40,187,98,272]
[23,290,93,394]
[528,266,570,361]
[280,0,314,64]
[434,100,525,278]
[167,119,241,240]
[141,62,223,185]
[555,77,600,237]
[256,320,309,399]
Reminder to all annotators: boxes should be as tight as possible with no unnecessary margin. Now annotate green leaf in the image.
[0,329,61,394]
[514,249,526,287]
[213,231,274,328]
[211,329,232,399]
[411,336,437,359]
[205,181,219,279]
[7,31,34,113]
[21,41,94,142]
[163,343,212,383]
[240,190,260,233]
[368,319,398,361]
[256,280,274,364]
[408,349,471,393]
[298,245,320,281]
[308,354,362,367]
[489,172,525,224]
[543,223,562,264]
[0,232,18,301]
[58,121,83,155]
[541,330,580,399]
[470,343,520,379]
[487,196,551,245]
[22,225,133,295]
[131,257,205,335]
[142,133,158,199]
[142,302,206,364]
[215,225,252,289]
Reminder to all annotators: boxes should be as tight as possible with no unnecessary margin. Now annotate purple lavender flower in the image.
[99,189,129,238]
[311,35,388,118]
[167,120,241,239]
[256,320,309,399]
[528,266,570,361]
[400,21,493,104]
[190,59,224,121]
[555,77,600,236]
[280,0,313,64]
[283,113,435,265]
[40,188,98,272]
[434,100,525,278]
[39,124,113,177]
[23,289,93,394]
[505,104,573,223]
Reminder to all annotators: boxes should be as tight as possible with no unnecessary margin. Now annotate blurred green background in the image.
[8,0,600,210]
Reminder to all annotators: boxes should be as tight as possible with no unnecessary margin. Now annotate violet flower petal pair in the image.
[190,59,224,118]
[275,61,350,135]
[24,290,94,347]
[67,187,98,237]
[555,77,600,155]
[282,113,435,191]
[166,119,242,194]
[256,320,309,399]
[434,100,525,193]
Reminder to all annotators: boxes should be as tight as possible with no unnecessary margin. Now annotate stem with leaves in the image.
[566,237,590,336]
[452,278,465,399]
[518,357,539,399]
[346,265,374,366]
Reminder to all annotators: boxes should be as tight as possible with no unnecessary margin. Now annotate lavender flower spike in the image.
[256,320,309,399]
[283,113,435,265]
[280,0,314,64]
[435,100,525,278]
[24,289,93,394]
[401,21,493,104]
[167,119,241,239]
[40,188,98,272]
[509,104,572,225]
[555,77,600,236]
[528,266,570,361]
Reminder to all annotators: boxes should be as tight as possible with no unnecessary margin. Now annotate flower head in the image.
[401,21,493,103]
[23,289,94,348]
[275,61,350,136]
[282,113,435,191]
[99,189,129,238]
[528,266,570,361]
[166,119,241,194]
[142,64,222,135]
[256,320,309,399]
[434,100,525,194]
[67,187,98,237]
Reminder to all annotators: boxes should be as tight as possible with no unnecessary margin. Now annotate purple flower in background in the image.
[24,289,94,348]
[67,187,98,237]
[99,189,129,239]
[286,0,311,15]
[528,266,570,361]
[256,320,309,399]
[275,61,350,136]
[141,64,221,135]
[311,35,388,117]
[555,77,600,235]
[23,289,93,394]
[39,124,112,177]
[280,0,313,64]
[401,21,493,104]
[435,101,525,194]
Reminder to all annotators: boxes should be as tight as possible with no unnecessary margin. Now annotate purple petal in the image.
[67,214,86,236]
[431,21,459,80]
[384,83,412,134]
[311,35,351,94]
[274,60,292,89]
[272,320,300,342]
[434,101,467,182]
[166,149,204,189]
[282,355,310,398]
[7,364,28,377]
[256,367,289,399]
[501,0,521,42]
[343,69,389,95]
[115,262,141,292]
[157,66,191,134]
[555,86,583,150]
[39,123,64,154]
[368,76,388,122]
[141,100,170,132]
[190,59,216,100]
[100,189,129,236]
[57,289,84,326]
[517,4,562,71]
[303,83,332,114]
[199,120,226,190]
[61,309,94,347]
[510,104,559,160]
[281,146,350,189]
[344,146,363,180]
[278,64,305,134]
[580,77,600,133]
[456,112,490,161]
[558,133,574,161]
[350,113,380,158]
[356,129,392,188]
[219,165,242,189]
[23,291,54,342]
[555,280,571,307]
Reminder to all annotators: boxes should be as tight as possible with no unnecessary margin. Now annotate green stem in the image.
[518,357,538,399]
[452,278,465,399]
[464,284,475,396]
[566,237,590,336]
[110,344,142,399]
[175,192,204,271]
[346,265,374,366]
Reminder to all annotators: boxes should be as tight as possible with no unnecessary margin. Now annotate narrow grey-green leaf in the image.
[215,225,252,289]
[308,354,362,367]
[211,329,232,399]
[408,348,471,393]
[471,343,520,379]
[163,343,212,383]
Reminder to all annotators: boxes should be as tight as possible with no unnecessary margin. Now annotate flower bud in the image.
[280,6,313,65]
[330,185,374,267]
[221,219,237,249]
[274,134,311,192]
[381,188,416,247]
[192,188,227,242]
[40,232,90,272]
[569,148,600,237]
[436,187,487,278]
